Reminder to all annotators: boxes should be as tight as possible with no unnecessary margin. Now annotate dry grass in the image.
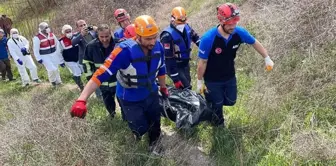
[0,0,335,165]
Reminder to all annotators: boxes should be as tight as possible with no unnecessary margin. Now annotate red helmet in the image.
[114,8,130,22]
[217,3,240,25]
[123,24,136,38]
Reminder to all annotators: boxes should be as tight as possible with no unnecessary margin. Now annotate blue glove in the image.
[17,59,23,65]
[60,63,65,68]
[38,60,43,64]
[20,47,27,53]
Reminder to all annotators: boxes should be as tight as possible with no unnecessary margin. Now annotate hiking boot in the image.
[51,82,57,86]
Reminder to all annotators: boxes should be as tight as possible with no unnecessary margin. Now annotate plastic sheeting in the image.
[159,87,213,129]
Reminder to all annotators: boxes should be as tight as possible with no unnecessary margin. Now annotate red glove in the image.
[70,100,87,118]
[160,87,169,99]
[174,81,184,89]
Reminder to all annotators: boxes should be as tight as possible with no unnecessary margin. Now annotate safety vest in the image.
[161,24,192,59]
[59,36,79,62]
[116,39,164,92]
[36,33,56,55]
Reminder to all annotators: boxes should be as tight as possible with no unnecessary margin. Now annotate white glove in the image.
[196,79,206,94]
[265,56,274,71]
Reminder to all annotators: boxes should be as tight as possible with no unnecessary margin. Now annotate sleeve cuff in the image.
[91,77,102,86]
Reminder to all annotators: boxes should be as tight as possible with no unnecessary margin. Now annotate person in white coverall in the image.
[58,25,84,90]
[7,28,41,86]
[33,22,65,86]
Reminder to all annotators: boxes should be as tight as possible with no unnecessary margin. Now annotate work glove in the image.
[174,80,184,89]
[196,79,207,94]
[60,63,65,68]
[160,87,169,99]
[70,100,87,118]
[17,59,23,65]
[265,56,274,71]
[20,48,27,54]
[38,59,43,64]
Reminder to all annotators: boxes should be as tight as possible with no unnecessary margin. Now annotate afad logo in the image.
[215,47,222,54]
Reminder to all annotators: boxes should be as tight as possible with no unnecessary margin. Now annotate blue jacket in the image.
[0,37,8,60]
[160,24,200,82]
[91,39,166,101]
[114,28,124,40]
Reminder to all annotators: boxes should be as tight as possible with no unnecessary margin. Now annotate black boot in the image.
[73,76,84,91]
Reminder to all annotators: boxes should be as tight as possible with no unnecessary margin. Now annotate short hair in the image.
[97,24,110,32]
[76,20,86,27]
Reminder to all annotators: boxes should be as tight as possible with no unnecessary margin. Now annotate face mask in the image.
[12,34,19,39]
[176,24,185,33]
[45,28,51,33]
[66,33,73,39]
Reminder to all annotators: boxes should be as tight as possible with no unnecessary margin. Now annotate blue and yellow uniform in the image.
[160,23,200,89]
[91,39,166,143]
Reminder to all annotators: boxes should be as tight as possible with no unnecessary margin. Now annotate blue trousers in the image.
[119,93,161,145]
[204,77,237,125]
[101,86,116,116]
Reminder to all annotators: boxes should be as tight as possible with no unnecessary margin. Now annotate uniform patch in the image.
[232,45,239,49]
[164,43,170,49]
[215,47,222,54]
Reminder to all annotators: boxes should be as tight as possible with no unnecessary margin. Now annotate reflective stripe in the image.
[83,60,93,76]
[85,72,93,77]
[40,45,56,50]
[94,63,103,68]
[100,65,112,75]
[171,73,179,77]
[60,40,73,50]
[101,81,117,87]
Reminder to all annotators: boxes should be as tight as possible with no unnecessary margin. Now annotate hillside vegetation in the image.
[0,0,335,165]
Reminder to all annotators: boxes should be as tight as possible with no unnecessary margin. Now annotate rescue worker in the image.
[0,28,14,81]
[70,15,168,155]
[33,22,64,86]
[196,3,274,126]
[82,24,118,118]
[113,8,131,39]
[7,28,41,86]
[59,25,84,90]
[160,6,200,89]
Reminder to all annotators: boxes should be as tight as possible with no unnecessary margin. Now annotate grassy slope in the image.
[1,0,336,165]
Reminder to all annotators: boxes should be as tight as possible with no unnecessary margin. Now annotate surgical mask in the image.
[66,33,73,39]
[12,34,19,39]
[45,28,51,33]
[176,24,185,33]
